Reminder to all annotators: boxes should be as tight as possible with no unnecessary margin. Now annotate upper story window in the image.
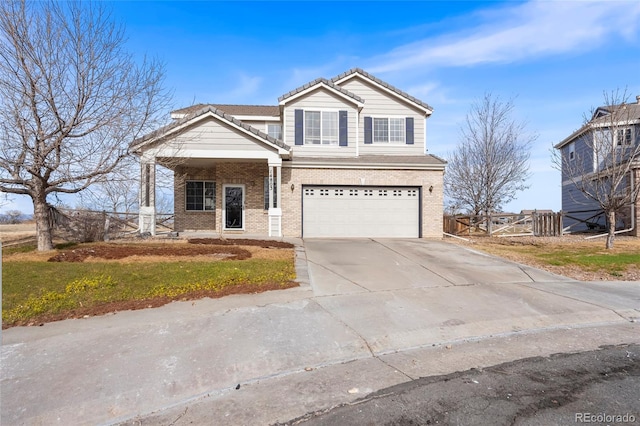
[294,109,348,147]
[267,123,282,140]
[373,117,405,143]
[364,116,414,145]
[305,111,338,145]
[186,181,215,211]
[568,142,575,161]
[616,128,633,146]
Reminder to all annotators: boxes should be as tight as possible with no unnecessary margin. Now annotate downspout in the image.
[355,108,360,158]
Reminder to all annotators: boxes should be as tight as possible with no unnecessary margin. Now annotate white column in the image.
[139,158,156,236]
[268,159,282,237]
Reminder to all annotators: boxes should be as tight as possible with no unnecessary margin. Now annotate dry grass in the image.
[0,222,36,244]
[448,235,640,281]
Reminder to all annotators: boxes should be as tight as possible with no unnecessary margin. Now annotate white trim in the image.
[234,115,280,121]
[279,82,364,107]
[333,72,432,115]
[356,109,360,157]
[283,161,445,171]
[147,148,283,161]
[222,184,246,231]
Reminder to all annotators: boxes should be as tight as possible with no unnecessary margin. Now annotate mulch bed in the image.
[187,238,294,249]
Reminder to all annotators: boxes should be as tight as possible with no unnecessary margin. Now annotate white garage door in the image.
[302,186,420,238]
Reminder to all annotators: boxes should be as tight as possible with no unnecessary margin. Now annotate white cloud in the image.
[223,73,263,102]
[369,0,640,73]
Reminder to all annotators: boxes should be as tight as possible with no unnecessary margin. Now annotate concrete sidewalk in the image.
[1,238,639,425]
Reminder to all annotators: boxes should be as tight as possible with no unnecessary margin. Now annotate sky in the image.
[3,0,640,215]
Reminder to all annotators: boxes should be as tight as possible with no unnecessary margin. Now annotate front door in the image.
[224,184,244,230]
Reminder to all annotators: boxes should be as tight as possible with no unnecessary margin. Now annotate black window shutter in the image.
[294,109,303,145]
[339,110,348,146]
[364,116,372,144]
[405,117,414,145]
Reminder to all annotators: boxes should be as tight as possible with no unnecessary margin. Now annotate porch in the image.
[139,158,283,237]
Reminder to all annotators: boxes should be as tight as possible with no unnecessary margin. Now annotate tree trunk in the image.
[606,210,616,249]
[33,193,54,251]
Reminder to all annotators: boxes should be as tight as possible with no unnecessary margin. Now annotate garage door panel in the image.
[303,186,420,238]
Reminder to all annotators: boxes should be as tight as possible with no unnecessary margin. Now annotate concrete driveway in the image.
[2,238,639,425]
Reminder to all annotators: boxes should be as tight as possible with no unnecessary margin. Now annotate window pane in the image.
[264,177,269,210]
[373,118,388,143]
[305,111,321,144]
[322,111,338,145]
[263,176,277,209]
[267,124,282,140]
[186,181,203,211]
[204,182,215,210]
[389,118,405,143]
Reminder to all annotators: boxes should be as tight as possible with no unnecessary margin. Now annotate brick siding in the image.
[173,162,444,238]
[174,162,270,233]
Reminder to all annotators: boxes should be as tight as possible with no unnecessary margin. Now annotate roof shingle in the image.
[172,104,280,117]
[278,78,364,104]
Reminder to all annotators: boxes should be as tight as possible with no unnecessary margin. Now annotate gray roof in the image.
[172,104,280,117]
[131,105,290,152]
[290,154,446,167]
[331,68,434,113]
[556,98,640,149]
[278,78,364,104]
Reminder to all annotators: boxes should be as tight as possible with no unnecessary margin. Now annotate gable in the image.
[131,107,290,157]
[283,86,360,110]
[340,77,427,117]
[332,69,433,115]
[168,116,282,154]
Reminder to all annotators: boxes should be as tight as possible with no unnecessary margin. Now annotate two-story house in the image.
[555,96,640,235]
[131,68,447,238]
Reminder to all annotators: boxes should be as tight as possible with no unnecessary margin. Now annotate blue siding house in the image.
[555,96,640,235]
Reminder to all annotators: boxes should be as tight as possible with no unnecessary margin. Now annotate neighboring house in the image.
[555,96,640,235]
[131,68,446,238]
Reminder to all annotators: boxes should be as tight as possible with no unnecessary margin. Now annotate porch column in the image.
[139,158,156,236]
[268,159,282,237]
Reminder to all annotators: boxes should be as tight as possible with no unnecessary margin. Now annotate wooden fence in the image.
[53,208,174,242]
[443,211,563,237]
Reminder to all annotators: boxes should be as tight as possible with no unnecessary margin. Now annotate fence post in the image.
[103,210,110,242]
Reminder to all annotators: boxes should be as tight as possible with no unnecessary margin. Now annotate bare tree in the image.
[0,209,23,224]
[553,90,640,249]
[78,156,140,214]
[0,0,170,250]
[445,93,535,216]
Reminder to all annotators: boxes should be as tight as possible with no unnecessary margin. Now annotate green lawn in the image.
[3,256,296,327]
[535,249,640,273]
[465,238,640,279]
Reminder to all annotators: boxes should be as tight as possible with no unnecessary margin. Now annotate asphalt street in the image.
[280,344,640,426]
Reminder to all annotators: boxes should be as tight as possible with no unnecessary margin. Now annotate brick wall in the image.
[173,162,269,233]
[174,162,444,238]
[279,166,444,238]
